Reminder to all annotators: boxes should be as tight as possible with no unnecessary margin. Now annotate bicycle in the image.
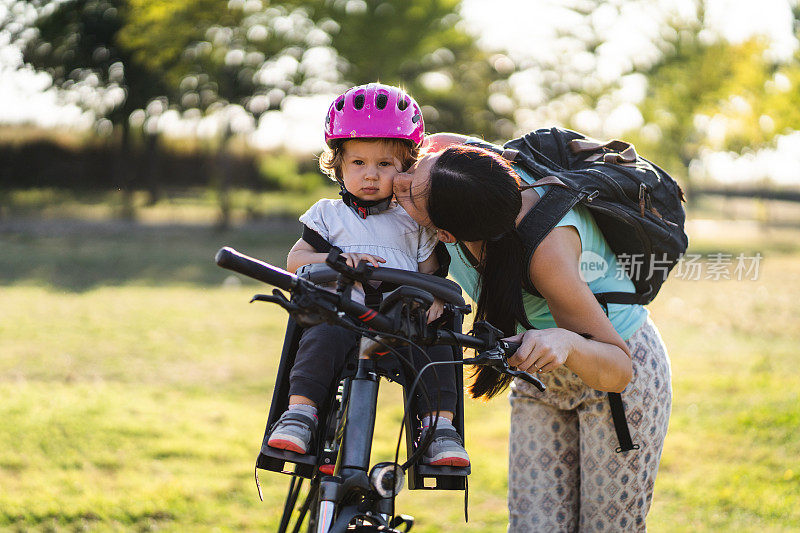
[215,246,545,532]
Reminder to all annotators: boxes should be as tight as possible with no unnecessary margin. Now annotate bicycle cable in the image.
[354,325,476,526]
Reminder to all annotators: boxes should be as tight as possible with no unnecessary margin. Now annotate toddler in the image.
[267,83,468,467]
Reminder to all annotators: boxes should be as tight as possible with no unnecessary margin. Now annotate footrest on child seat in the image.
[257,444,318,479]
[256,441,338,480]
[407,463,470,490]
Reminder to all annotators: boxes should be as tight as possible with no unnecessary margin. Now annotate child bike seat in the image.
[296,263,466,306]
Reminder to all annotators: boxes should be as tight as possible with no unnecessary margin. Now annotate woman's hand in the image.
[341,253,386,268]
[504,328,581,374]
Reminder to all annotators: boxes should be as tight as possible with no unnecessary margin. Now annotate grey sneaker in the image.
[420,426,470,467]
[267,410,317,454]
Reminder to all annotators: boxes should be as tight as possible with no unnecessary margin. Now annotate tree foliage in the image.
[305,0,511,137]
[5,0,799,185]
[13,0,168,127]
[629,6,800,183]
[120,0,342,116]
[492,0,800,185]
[8,0,508,140]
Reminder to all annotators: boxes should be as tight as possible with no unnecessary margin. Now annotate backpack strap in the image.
[516,179,583,295]
[515,184,641,306]
[302,224,332,253]
[520,175,571,189]
[516,182,640,454]
[608,392,639,453]
[594,292,646,306]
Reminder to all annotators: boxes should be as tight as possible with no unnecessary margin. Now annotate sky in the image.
[0,0,798,183]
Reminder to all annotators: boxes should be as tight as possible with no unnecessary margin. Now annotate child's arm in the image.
[418,253,439,275]
[287,239,387,272]
[418,254,444,323]
[287,239,328,272]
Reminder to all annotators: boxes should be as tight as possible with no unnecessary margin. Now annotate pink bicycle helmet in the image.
[324,83,424,147]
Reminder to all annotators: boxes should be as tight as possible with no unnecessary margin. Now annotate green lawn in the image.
[1,214,798,531]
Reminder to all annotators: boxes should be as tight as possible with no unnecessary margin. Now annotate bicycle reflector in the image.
[369,462,405,498]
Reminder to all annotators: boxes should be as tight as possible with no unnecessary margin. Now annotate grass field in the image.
[1,202,799,531]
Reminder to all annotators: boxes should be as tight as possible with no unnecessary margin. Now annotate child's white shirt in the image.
[299,198,438,273]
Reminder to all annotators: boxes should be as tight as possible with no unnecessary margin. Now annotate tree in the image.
[12,1,177,131]
[629,5,800,188]
[486,0,800,191]
[6,0,176,214]
[299,0,513,139]
[119,1,348,226]
[120,0,343,117]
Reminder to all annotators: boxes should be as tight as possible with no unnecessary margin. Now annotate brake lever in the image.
[250,289,294,310]
[324,247,373,284]
[251,289,334,328]
[505,368,546,391]
[443,302,472,315]
[463,340,546,392]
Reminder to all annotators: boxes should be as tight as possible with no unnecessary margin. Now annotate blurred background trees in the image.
[1,0,798,221]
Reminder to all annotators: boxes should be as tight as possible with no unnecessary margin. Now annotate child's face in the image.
[340,140,400,201]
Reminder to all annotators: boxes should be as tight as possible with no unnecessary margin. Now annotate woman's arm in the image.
[421,132,470,152]
[506,226,633,392]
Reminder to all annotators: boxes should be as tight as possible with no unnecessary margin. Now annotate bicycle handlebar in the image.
[217,246,399,332]
[215,246,544,391]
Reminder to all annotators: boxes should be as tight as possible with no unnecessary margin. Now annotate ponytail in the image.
[429,146,533,399]
[469,230,533,399]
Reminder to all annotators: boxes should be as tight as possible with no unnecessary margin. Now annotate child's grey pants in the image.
[508,317,672,532]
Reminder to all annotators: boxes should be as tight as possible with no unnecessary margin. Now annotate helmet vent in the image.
[398,98,409,111]
[354,94,365,110]
[335,97,345,111]
[376,93,388,109]
[412,114,421,123]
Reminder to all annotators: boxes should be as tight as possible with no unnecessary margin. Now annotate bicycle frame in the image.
[316,356,391,532]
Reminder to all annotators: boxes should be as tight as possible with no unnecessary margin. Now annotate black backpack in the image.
[469,127,689,307]
[468,128,689,453]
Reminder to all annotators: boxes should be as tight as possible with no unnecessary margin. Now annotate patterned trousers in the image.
[508,317,672,532]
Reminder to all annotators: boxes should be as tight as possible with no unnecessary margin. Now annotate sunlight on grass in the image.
[1,218,798,531]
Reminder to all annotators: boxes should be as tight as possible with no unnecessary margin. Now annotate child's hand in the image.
[427,297,445,323]
[341,253,386,268]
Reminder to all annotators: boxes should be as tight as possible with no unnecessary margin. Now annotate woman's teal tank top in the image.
[444,162,648,340]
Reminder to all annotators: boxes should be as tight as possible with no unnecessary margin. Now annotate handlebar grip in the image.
[215,247,297,291]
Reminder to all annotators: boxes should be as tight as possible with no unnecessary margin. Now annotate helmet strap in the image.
[339,184,392,219]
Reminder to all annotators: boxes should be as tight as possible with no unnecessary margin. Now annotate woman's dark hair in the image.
[428,145,533,399]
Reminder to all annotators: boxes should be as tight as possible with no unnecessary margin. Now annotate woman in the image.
[393,134,672,532]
